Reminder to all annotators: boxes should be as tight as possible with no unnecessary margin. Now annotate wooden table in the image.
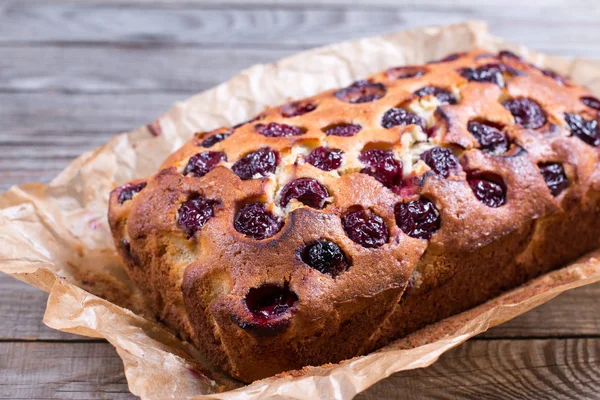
[1,1,599,399]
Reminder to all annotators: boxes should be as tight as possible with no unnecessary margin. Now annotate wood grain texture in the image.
[2,338,599,400]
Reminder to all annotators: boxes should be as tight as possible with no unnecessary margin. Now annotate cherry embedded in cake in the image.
[541,68,569,86]
[414,86,457,105]
[117,182,147,204]
[581,96,600,111]
[381,108,425,130]
[342,209,389,248]
[305,146,343,171]
[359,149,403,188]
[565,113,600,147]
[429,52,464,64]
[503,98,547,129]
[468,175,506,207]
[199,131,232,148]
[244,284,298,320]
[184,151,227,178]
[281,101,317,118]
[460,63,507,86]
[538,163,568,196]
[232,147,279,180]
[395,198,441,240]
[177,196,217,238]
[255,122,306,137]
[301,240,350,277]
[323,123,362,137]
[279,178,329,209]
[234,202,283,240]
[419,147,459,178]
[467,121,509,154]
[386,66,428,80]
[334,80,387,104]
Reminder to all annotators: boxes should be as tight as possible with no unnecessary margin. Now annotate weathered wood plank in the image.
[0,3,599,57]
[2,339,599,399]
[1,274,599,341]
[0,46,292,94]
[0,342,134,400]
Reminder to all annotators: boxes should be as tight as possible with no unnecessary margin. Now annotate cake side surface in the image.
[108,49,600,382]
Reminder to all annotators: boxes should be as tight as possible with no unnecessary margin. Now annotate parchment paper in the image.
[2,21,600,400]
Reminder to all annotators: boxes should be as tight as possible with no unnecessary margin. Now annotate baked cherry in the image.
[233,114,263,129]
[184,151,227,178]
[254,122,306,137]
[334,80,386,104]
[395,198,440,240]
[301,240,349,277]
[280,178,329,209]
[234,202,283,240]
[538,163,568,196]
[342,209,389,248]
[429,52,464,64]
[305,146,343,171]
[503,98,547,129]
[245,284,298,319]
[414,86,457,105]
[581,96,600,111]
[386,66,427,80]
[232,147,279,180]
[323,123,362,137]
[467,121,509,154]
[381,108,425,130]
[359,149,403,188]
[565,113,600,147]
[420,147,459,178]
[281,101,317,118]
[468,175,506,207]
[199,131,231,148]
[541,68,568,86]
[498,50,521,61]
[177,196,217,238]
[117,182,147,204]
[460,63,507,86]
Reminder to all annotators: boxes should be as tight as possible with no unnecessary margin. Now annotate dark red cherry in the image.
[341,209,389,248]
[184,151,227,178]
[359,149,403,188]
[503,98,547,129]
[323,123,362,137]
[281,101,317,117]
[232,147,279,180]
[460,63,506,86]
[541,68,569,86]
[386,66,427,80]
[245,284,298,319]
[305,147,343,171]
[234,203,283,240]
[467,121,509,154]
[468,175,506,207]
[565,113,600,147]
[395,198,440,240]
[301,240,349,277]
[334,80,386,104]
[177,196,217,238]
[381,108,425,130]
[581,96,600,111]
[199,131,231,148]
[498,50,521,61]
[420,147,459,178]
[254,122,306,137]
[280,178,329,209]
[538,163,568,196]
[414,86,457,105]
[117,182,147,204]
[429,52,464,64]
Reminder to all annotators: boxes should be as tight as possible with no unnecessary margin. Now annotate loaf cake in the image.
[108,49,600,382]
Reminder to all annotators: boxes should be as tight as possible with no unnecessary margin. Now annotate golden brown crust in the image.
[108,49,600,382]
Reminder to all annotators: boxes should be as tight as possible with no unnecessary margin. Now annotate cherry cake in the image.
[109,49,600,382]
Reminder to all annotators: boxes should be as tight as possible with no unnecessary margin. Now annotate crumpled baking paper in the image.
[1,21,600,400]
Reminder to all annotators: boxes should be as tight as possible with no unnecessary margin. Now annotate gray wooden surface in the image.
[1,1,600,399]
